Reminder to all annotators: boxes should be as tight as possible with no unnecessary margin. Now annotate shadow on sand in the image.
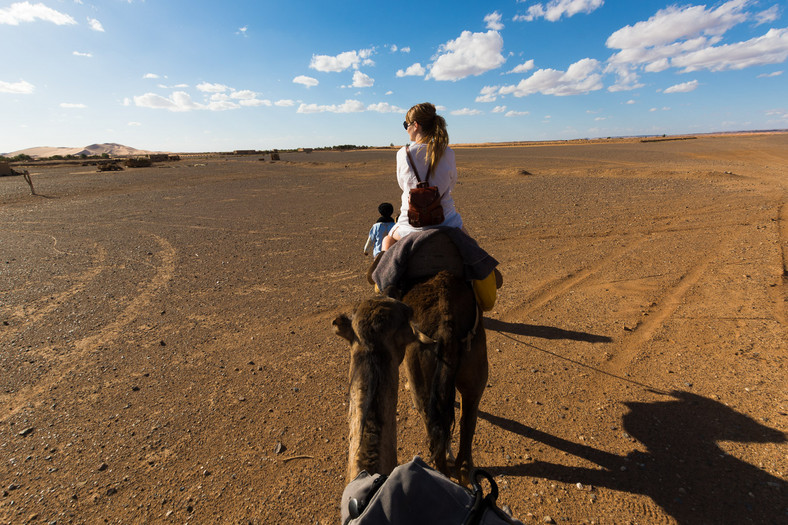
[480,390,787,524]
[484,318,613,344]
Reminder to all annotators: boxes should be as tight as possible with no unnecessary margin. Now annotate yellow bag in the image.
[473,270,498,312]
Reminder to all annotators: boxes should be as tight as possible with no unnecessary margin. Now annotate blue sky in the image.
[1,0,787,153]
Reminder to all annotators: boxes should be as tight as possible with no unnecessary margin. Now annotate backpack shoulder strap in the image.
[405,145,432,183]
[405,145,422,182]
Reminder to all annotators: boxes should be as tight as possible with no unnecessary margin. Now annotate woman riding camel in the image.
[382,102,463,252]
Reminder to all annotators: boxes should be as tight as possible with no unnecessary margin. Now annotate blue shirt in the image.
[368,222,395,257]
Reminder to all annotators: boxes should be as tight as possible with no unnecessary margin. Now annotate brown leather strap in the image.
[405,145,431,183]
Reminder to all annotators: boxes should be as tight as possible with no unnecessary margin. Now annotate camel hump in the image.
[404,232,464,282]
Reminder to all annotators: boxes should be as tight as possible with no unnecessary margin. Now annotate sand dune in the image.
[3,142,159,158]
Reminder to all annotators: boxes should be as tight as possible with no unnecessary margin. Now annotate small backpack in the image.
[406,146,445,228]
[341,456,524,525]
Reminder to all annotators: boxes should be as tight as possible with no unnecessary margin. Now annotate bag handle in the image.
[405,144,432,184]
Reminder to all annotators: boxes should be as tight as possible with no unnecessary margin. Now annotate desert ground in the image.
[1,134,786,524]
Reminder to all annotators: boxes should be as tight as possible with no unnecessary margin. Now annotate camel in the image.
[333,295,430,481]
[334,233,489,485]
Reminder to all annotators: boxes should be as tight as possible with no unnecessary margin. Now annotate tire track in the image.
[0,234,176,420]
[504,234,649,320]
[5,244,107,325]
[606,227,742,374]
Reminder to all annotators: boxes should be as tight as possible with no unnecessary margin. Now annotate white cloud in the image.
[450,108,483,116]
[606,1,749,51]
[197,82,229,93]
[293,75,319,88]
[367,102,404,113]
[514,0,604,22]
[606,65,644,92]
[475,85,500,103]
[87,17,103,32]
[128,122,141,127]
[73,51,92,57]
[757,70,783,78]
[400,46,411,53]
[507,59,535,74]
[485,11,504,30]
[351,70,374,88]
[671,28,788,72]
[230,89,256,100]
[499,58,603,97]
[309,49,374,72]
[663,80,699,93]
[396,63,426,77]
[428,30,505,81]
[206,99,240,111]
[492,105,507,113]
[755,5,779,25]
[60,102,86,108]
[240,98,271,107]
[275,99,295,107]
[236,26,248,36]
[603,1,786,87]
[134,92,204,112]
[643,57,669,72]
[505,110,530,117]
[0,79,34,94]
[626,99,636,104]
[0,2,76,25]
[296,99,366,114]
[144,73,159,79]
[190,86,270,109]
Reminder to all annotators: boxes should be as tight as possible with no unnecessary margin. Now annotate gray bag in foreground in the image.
[341,456,523,525]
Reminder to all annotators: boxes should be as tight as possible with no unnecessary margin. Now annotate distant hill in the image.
[3,143,163,158]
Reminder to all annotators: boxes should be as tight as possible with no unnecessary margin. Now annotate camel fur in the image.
[335,240,488,485]
[333,296,433,482]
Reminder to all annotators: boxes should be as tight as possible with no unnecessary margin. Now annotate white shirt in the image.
[392,143,463,237]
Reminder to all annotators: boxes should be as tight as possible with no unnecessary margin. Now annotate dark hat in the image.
[378,202,394,217]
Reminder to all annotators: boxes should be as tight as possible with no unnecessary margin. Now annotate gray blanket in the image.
[371,227,498,292]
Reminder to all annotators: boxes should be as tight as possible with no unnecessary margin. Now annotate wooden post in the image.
[22,170,36,195]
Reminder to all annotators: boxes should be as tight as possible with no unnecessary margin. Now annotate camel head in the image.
[333,296,433,364]
[333,295,434,480]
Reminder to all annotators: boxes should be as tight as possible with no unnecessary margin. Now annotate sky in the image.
[1,0,787,153]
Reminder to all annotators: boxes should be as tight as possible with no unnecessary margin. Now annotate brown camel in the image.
[333,295,431,481]
[334,234,488,485]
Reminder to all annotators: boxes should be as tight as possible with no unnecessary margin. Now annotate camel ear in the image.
[332,315,355,342]
[411,323,435,344]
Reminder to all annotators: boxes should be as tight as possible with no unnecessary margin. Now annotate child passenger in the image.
[363,202,396,257]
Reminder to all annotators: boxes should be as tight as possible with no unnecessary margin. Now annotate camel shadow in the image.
[484,318,612,344]
[481,391,787,524]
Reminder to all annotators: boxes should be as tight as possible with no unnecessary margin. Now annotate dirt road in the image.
[1,134,786,524]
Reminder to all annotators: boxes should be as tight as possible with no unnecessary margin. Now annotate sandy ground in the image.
[1,134,786,524]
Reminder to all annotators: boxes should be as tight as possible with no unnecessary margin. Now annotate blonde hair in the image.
[406,102,448,175]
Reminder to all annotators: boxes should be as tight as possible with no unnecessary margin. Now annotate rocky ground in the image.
[1,134,786,524]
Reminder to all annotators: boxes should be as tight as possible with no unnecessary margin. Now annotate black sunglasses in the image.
[403,120,410,130]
